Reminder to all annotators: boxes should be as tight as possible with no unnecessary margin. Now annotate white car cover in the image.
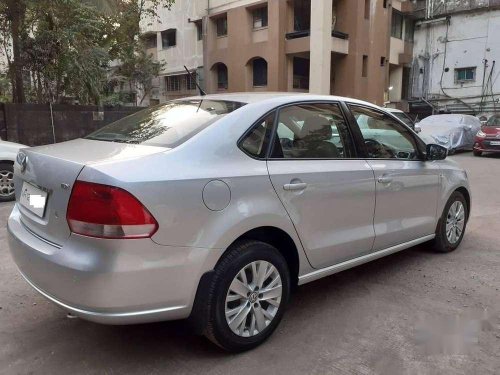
[417,114,481,151]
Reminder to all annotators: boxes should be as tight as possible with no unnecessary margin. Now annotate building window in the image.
[364,0,370,20]
[380,57,386,67]
[195,21,203,41]
[404,18,414,42]
[455,67,476,83]
[252,58,267,87]
[362,55,368,77]
[186,73,197,90]
[161,29,176,48]
[216,15,228,37]
[293,57,309,89]
[217,64,228,89]
[252,6,268,29]
[293,0,310,31]
[391,10,403,39]
[144,34,157,49]
[293,0,311,31]
[166,75,181,91]
[402,67,411,99]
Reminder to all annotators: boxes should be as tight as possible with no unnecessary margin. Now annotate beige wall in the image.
[332,0,391,105]
[204,0,288,93]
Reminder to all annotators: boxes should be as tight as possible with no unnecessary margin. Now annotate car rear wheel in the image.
[473,150,482,156]
[433,191,468,253]
[204,240,290,352]
[0,162,15,202]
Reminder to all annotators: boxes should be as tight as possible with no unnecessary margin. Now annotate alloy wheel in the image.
[225,260,282,337]
[446,201,465,244]
[0,169,14,198]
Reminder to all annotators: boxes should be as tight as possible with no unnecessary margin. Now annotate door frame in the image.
[342,102,429,161]
[237,100,370,161]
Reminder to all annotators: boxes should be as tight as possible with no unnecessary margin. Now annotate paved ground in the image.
[1,153,499,375]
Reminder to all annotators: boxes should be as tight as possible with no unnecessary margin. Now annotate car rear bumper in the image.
[7,204,223,324]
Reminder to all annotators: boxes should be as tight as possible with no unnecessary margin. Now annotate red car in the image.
[474,115,500,156]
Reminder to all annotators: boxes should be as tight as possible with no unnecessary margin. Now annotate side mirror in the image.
[414,124,422,134]
[426,144,447,161]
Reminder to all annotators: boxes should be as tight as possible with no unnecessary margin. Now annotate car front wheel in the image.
[0,162,15,202]
[204,240,290,352]
[433,191,468,253]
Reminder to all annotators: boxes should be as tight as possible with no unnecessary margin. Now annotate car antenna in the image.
[184,65,206,96]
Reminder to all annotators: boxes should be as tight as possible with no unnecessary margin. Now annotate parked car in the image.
[473,114,500,156]
[384,107,416,130]
[0,137,27,202]
[415,114,481,154]
[8,94,470,352]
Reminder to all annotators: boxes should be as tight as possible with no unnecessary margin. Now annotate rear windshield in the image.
[486,115,500,126]
[86,99,245,147]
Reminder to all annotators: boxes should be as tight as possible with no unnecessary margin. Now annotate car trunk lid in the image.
[15,139,166,246]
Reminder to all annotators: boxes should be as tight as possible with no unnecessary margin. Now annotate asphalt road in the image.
[1,153,499,375]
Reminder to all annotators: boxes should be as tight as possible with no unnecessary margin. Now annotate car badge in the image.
[17,152,28,173]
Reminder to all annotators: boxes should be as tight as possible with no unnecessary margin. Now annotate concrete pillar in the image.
[389,65,403,102]
[309,0,332,94]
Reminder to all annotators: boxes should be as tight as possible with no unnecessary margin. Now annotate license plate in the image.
[490,141,500,146]
[19,182,48,218]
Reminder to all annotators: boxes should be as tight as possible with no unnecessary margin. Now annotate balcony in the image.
[390,37,413,65]
[284,30,349,55]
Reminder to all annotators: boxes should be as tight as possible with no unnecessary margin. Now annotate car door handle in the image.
[283,182,307,191]
[377,175,393,184]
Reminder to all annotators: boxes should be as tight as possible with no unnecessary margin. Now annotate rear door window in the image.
[270,103,355,159]
[86,99,245,148]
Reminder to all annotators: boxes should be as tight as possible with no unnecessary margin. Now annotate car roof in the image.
[178,92,379,108]
[384,108,404,114]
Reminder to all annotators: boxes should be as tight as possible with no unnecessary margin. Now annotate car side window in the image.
[349,105,420,160]
[240,112,275,158]
[270,103,355,159]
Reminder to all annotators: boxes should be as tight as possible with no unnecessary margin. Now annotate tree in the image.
[105,0,173,105]
[0,0,174,104]
[0,0,27,103]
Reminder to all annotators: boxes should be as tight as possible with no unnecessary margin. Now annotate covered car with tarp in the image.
[416,114,481,153]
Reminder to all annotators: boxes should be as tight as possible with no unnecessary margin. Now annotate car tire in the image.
[432,191,468,253]
[0,162,15,202]
[473,150,482,157]
[204,240,290,352]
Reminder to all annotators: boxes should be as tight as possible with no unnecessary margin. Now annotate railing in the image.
[285,29,349,40]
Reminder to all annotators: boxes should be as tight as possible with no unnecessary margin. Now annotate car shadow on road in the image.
[58,243,435,361]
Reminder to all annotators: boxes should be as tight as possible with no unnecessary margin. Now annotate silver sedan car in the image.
[8,93,470,352]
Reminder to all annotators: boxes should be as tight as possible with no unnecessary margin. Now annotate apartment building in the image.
[139,0,206,105]
[204,0,396,105]
[141,0,416,107]
[387,0,416,110]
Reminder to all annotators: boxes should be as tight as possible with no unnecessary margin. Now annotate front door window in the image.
[349,105,420,160]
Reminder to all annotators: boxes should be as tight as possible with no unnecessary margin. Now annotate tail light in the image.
[67,181,158,239]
